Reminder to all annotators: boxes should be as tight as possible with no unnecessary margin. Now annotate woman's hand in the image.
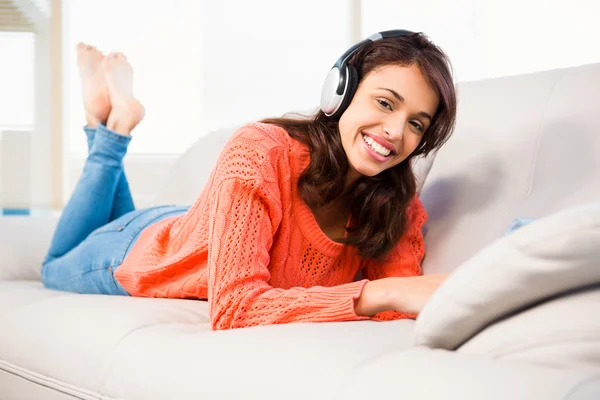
[355,274,449,317]
[387,274,449,314]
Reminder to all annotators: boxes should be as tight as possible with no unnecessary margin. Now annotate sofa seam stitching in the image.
[0,359,112,400]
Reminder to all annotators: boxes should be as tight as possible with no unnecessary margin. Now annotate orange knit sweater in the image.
[114,123,428,330]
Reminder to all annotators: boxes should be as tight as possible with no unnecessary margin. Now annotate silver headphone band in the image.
[333,29,415,95]
[335,29,415,70]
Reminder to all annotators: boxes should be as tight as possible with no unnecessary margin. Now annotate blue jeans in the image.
[41,124,188,295]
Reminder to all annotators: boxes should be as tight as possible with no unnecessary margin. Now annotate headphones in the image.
[320,29,415,119]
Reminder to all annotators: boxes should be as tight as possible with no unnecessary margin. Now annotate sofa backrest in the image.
[153,128,234,206]
[419,62,600,275]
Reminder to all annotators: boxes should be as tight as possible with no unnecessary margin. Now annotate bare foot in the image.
[77,43,110,127]
[104,52,145,136]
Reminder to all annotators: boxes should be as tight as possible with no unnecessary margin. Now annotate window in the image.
[0,32,34,131]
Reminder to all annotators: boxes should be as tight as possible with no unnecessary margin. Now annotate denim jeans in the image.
[41,124,188,295]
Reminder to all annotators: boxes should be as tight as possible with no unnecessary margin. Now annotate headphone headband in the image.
[335,29,415,70]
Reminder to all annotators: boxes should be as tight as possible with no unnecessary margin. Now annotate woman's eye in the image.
[410,121,424,132]
[377,99,392,110]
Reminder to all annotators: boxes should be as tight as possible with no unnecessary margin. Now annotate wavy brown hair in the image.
[261,32,457,261]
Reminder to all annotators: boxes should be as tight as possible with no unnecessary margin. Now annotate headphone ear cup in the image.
[320,67,343,115]
[332,65,359,119]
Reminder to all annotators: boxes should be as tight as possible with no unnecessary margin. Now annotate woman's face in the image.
[339,64,439,183]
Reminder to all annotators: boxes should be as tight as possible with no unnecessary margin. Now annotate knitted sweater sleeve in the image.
[207,127,369,330]
[362,196,428,321]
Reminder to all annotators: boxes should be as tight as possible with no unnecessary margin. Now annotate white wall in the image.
[198,0,356,133]
[362,0,600,82]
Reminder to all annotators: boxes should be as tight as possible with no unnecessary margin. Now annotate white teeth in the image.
[362,134,391,157]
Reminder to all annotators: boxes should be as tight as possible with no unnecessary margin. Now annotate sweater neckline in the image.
[291,142,350,258]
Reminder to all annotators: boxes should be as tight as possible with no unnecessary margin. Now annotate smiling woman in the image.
[41,30,458,330]
[263,31,456,261]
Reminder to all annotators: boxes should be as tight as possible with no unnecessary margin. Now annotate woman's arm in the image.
[354,274,449,317]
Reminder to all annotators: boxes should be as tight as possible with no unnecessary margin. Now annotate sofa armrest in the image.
[0,216,59,281]
[337,347,600,400]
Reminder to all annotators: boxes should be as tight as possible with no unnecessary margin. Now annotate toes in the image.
[103,53,118,69]
[107,52,126,62]
[77,43,103,56]
[103,52,132,71]
[91,46,104,57]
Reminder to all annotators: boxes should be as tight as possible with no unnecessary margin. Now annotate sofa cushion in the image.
[414,202,600,351]
[458,286,600,372]
[336,347,600,400]
[0,281,416,400]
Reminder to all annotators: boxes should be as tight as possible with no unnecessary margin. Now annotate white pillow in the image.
[414,202,600,350]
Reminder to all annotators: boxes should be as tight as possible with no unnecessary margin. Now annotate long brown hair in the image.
[261,32,457,261]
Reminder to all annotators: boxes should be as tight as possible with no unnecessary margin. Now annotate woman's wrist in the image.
[354,278,397,316]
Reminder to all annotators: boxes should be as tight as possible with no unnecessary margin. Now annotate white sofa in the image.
[1,63,600,400]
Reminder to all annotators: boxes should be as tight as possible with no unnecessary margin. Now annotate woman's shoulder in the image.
[226,122,294,153]
[212,123,296,183]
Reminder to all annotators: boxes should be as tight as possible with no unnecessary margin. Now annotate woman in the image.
[42,30,457,330]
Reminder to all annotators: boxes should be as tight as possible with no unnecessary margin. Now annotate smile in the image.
[361,133,393,162]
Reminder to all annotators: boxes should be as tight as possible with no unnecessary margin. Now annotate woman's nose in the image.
[383,118,406,141]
